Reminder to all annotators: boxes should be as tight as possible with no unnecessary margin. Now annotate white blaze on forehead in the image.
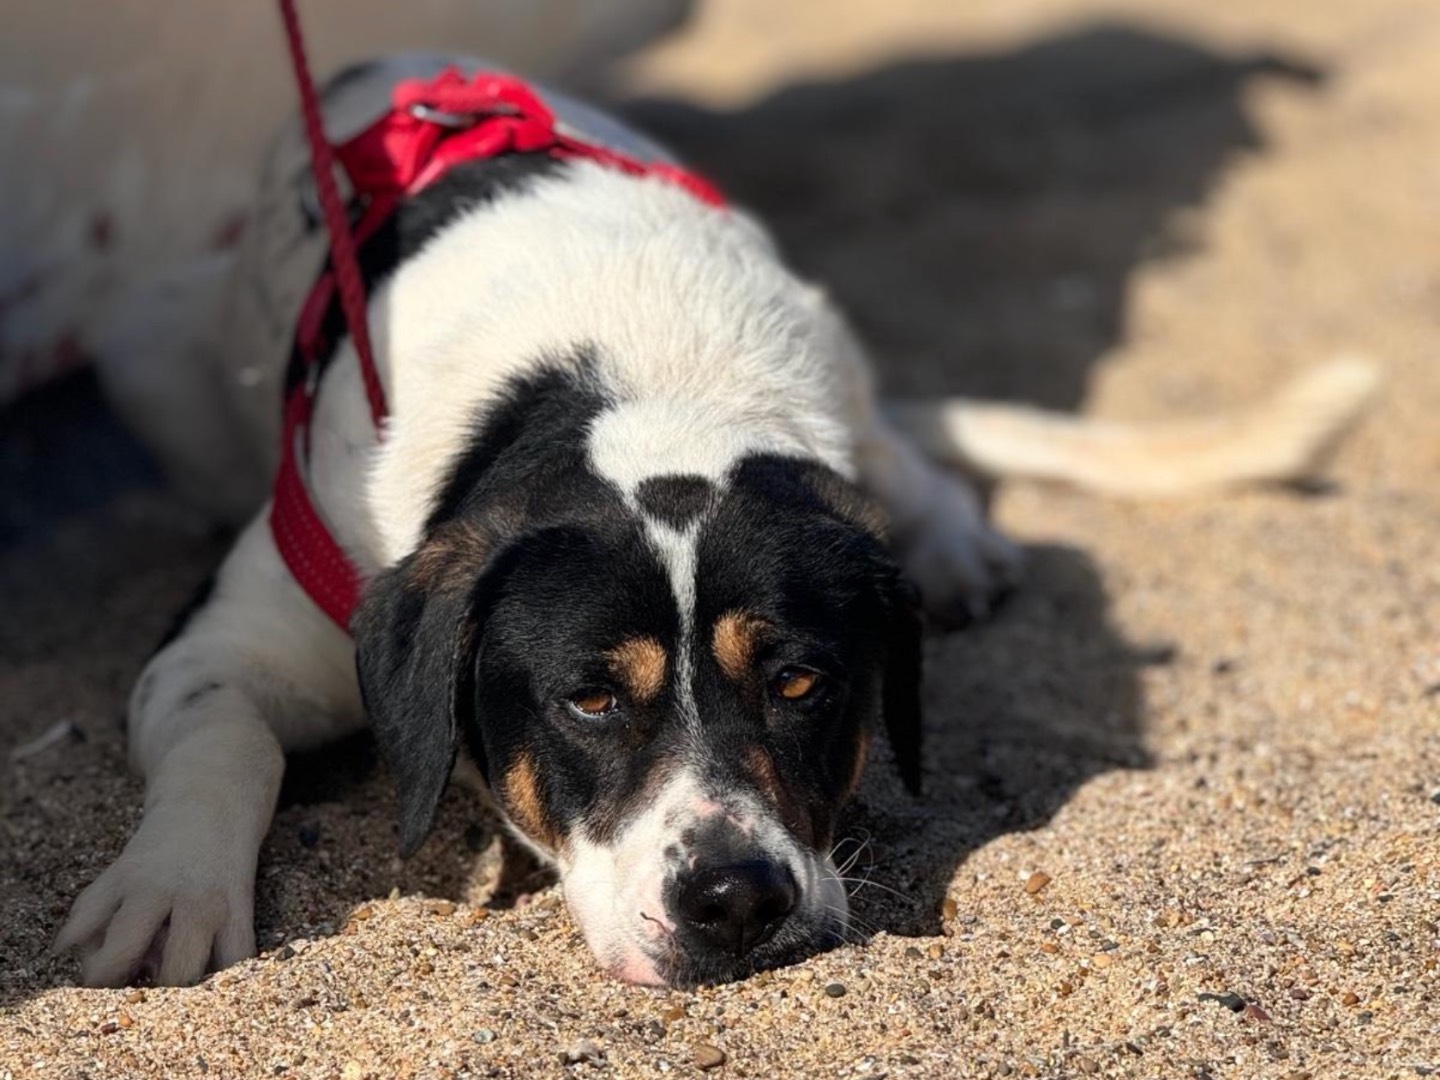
[587,398,810,492]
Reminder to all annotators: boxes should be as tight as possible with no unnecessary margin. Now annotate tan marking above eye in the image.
[604,636,667,702]
[713,610,770,680]
[775,668,821,700]
[569,690,618,716]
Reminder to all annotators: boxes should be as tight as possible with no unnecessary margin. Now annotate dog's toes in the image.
[980,526,1026,589]
[53,874,121,956]
[905,522,1024,626]
[77,889,173,988]
[157,892,228,987]
[60,843,258,987]
[212,903,258,971]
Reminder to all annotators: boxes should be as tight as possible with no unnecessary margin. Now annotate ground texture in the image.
[2,1,1438,1077]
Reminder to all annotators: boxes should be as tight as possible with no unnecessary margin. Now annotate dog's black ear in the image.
[882,576,925,795]
[352,526,495,857]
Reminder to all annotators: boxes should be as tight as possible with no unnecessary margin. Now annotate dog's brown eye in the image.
[568,691,618,718]
[773,668,822,701]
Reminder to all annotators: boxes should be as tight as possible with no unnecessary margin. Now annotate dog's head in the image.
[354,369,921,986]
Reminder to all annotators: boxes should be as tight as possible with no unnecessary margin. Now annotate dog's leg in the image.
[818,303,1023,621]
[854,414,1024,622]
[54,517,362,987]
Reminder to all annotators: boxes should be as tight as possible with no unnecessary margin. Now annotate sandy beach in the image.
[2,1,1437,1076]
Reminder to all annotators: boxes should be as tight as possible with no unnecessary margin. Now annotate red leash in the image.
[271,1,725,631]
[276,0,387,425]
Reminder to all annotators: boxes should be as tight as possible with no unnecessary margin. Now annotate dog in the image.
[57,56,1377,989]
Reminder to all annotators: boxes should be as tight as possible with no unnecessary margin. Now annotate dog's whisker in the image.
[832,874,917,905]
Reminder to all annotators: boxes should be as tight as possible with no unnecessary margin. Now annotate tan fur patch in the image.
[742,744,811,844]
[605,636,667,703]
[742,745,784,805]
[500,753,557,852]
[846,729,873,799]
[712,611,770,680]
[409,520,491,592]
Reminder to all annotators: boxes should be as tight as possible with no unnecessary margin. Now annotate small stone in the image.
[340,1062,363,1080]
[1199,992,1246,1013]
[297,823,320,848]
[1057,981,1074,997]
[692,1043,726,1070]
[124,989,145,1005]
[430,900,457,917]
[467,908,491,925]
[941,897,958,921]
[352,905,373,921]
[1289,988,1312,1001]
[117,1012,134,1029]
[926,943,944,960]
[1040,942,1060,954]
[1077,1058,1099,1075]
[473,1029,496,1044]
[1091,953,1113,969]
[1341,991,1360,1006]
[904,946,923,960]
[824,982,847,998]
[1244,1003,1272,1023]
[561,1038,605,1066]
[1024,872,1052,895]
[662,1005,687,1023]
[276,945,296,962]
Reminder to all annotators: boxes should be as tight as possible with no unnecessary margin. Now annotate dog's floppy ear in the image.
[881,575,925,795]
[792,459,925,794]
[352,524,495,856]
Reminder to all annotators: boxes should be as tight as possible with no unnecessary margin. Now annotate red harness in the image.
[273,1,724,631]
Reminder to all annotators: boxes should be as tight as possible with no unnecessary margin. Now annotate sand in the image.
[2,0,1437,1077]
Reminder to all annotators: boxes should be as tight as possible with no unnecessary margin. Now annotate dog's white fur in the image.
[60,58,1377,988]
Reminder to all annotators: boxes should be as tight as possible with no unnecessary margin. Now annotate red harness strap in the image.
[273,2,724,631]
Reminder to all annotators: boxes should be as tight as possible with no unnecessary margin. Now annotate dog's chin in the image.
[607,950,668,986]
[592,923,834,988]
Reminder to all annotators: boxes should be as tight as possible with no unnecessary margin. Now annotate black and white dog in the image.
[61,56,1376,988]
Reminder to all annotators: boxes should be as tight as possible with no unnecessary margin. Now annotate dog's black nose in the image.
[675,860,798,957]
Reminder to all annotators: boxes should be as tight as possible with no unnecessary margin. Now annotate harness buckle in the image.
[408,101,519,129]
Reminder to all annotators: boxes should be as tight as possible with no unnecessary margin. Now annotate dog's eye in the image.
[567,690,618,719]
[772,667,823,702]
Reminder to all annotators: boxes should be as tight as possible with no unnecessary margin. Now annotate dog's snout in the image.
[674,860,797,957]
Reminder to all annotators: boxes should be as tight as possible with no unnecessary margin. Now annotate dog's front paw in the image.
[54,806,256,987]
[899,476,1024,625]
